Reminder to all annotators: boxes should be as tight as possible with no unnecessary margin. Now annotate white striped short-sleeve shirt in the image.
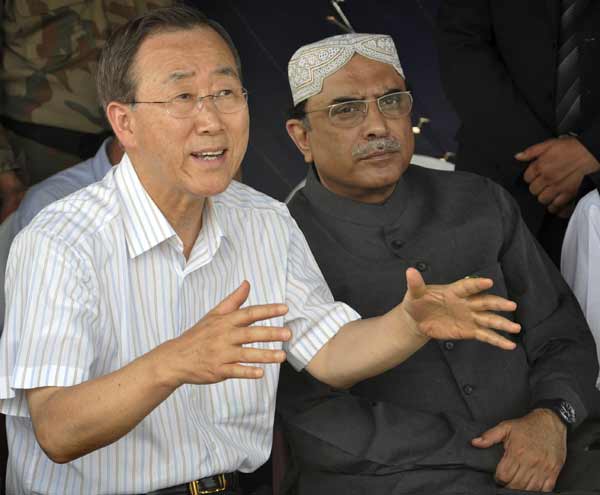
[0,154,359,495]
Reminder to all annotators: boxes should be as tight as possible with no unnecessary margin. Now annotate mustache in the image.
[352,138,402,159]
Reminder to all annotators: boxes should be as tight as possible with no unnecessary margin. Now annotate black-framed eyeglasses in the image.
[305,91,413,128]
[127,88,248,119]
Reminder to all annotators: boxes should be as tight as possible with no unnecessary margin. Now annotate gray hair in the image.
[96,5,242,110]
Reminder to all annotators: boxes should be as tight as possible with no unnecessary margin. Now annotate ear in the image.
[286,119,313,164]
[106,101,136,150]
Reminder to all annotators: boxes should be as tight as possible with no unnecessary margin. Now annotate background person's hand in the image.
[157,281,291,387]
[517,137,600,215]
[0,170,25,222]
[400,268,520,350]
[471,409,567,492]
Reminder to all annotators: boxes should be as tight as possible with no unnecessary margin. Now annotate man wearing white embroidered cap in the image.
[278,33,600,494]
[0,8,523,495]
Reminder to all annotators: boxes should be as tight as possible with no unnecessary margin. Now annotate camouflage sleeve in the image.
[0,1,19,174]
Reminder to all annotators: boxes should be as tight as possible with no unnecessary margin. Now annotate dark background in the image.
[195,0,459,201]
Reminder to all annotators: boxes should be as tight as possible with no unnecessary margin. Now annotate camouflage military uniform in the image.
[0,0,173,185]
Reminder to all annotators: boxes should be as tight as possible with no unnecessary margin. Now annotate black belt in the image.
[1,115,112,160]
[145,472,239,495]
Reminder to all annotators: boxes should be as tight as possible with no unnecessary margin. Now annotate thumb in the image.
[405,267,426,300]
[471,423,510,449]
[210,280,251,316]
[515,139,553,161]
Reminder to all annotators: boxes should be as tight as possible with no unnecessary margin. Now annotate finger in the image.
[471,422,510,448]
[529,175,551,196]
[537,186,559,206]
[218,363,265,380]
[231,326,292,345]
[523,161,540,183]
[495,455,520,487]
[405,267,426,299]
[452,277,494,298]
[469,294,517,312]
[547,192,571,214]
[473,313,521,334]
[474,328,517,350]
[516,139,554,163]
[541,476,557,492]
[524,472,546,493]
[236,347,287,365]
[210,281,251,316]
[507,466,536,491]
[232,303,289,326]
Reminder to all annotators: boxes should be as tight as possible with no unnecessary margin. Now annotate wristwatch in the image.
[534,399,576,429]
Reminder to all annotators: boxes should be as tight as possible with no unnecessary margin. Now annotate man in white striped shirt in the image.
[0,6,520,495]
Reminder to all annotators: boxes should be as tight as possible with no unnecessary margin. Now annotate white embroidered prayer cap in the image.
[288,33,405,106]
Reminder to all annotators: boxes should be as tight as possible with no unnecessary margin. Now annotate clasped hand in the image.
[472,409,567,492]
[517,136,600,217]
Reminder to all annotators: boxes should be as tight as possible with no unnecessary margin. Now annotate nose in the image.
[193,97,224,134]
[361,100,389,139]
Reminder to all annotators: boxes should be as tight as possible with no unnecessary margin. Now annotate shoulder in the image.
[16,158,101,230]
[214,180,292,221]
[22,169,120,249]
[405,164,507,199]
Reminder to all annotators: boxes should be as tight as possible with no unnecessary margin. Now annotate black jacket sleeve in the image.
[491,181,600,421]
[435,0,553,163]
[276,361,502,476]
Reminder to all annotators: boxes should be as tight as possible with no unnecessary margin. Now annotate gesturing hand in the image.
[471,409,567,492]
[517,136,600,215]
[158,281,291,387]
[400,268,520,350]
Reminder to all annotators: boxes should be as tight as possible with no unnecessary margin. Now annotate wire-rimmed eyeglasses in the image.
[305,91,413,128]
[128,88,248,119]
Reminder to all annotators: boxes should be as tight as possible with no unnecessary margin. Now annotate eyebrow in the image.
[163,66,239,84]
[328,88,406,105]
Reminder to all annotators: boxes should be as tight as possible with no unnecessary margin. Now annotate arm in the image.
[5,229,290,464]
[436,0,552,161]
[307,269,520,389]
[469,181,600,492]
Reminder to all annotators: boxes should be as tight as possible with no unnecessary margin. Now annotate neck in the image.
[138,171,206,260]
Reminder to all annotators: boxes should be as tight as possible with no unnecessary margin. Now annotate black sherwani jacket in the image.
[436,0,600,234]
[276,165,600,495]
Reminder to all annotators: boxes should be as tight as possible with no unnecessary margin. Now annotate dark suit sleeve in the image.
[491,181,600,422]
[276,362,502,475]
[435,0,553,162]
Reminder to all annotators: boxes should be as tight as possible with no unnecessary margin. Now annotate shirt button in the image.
[463,384,474,395]
[391,239,403,249]
[444,341,455,351]
[415,261,428,272]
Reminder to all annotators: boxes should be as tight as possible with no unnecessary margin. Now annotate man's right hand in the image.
[0,170,25,222]
[157,280,291,387]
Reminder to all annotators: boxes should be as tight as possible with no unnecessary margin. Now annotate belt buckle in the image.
[188,474,227,495]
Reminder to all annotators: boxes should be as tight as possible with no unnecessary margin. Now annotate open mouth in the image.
[191,149,226,161]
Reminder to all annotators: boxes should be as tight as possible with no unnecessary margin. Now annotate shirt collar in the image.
[302,165,410,226]
[114,154,226,262]
[91,138,114,181]
[114,154,177,259]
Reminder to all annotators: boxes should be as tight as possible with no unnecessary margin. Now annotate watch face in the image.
[559,400,576,425]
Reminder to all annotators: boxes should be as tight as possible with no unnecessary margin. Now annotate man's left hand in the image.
[471,409,567,492]
[517,137,600,215]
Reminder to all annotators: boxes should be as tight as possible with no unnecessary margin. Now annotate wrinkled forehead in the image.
[288,33,404,106]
